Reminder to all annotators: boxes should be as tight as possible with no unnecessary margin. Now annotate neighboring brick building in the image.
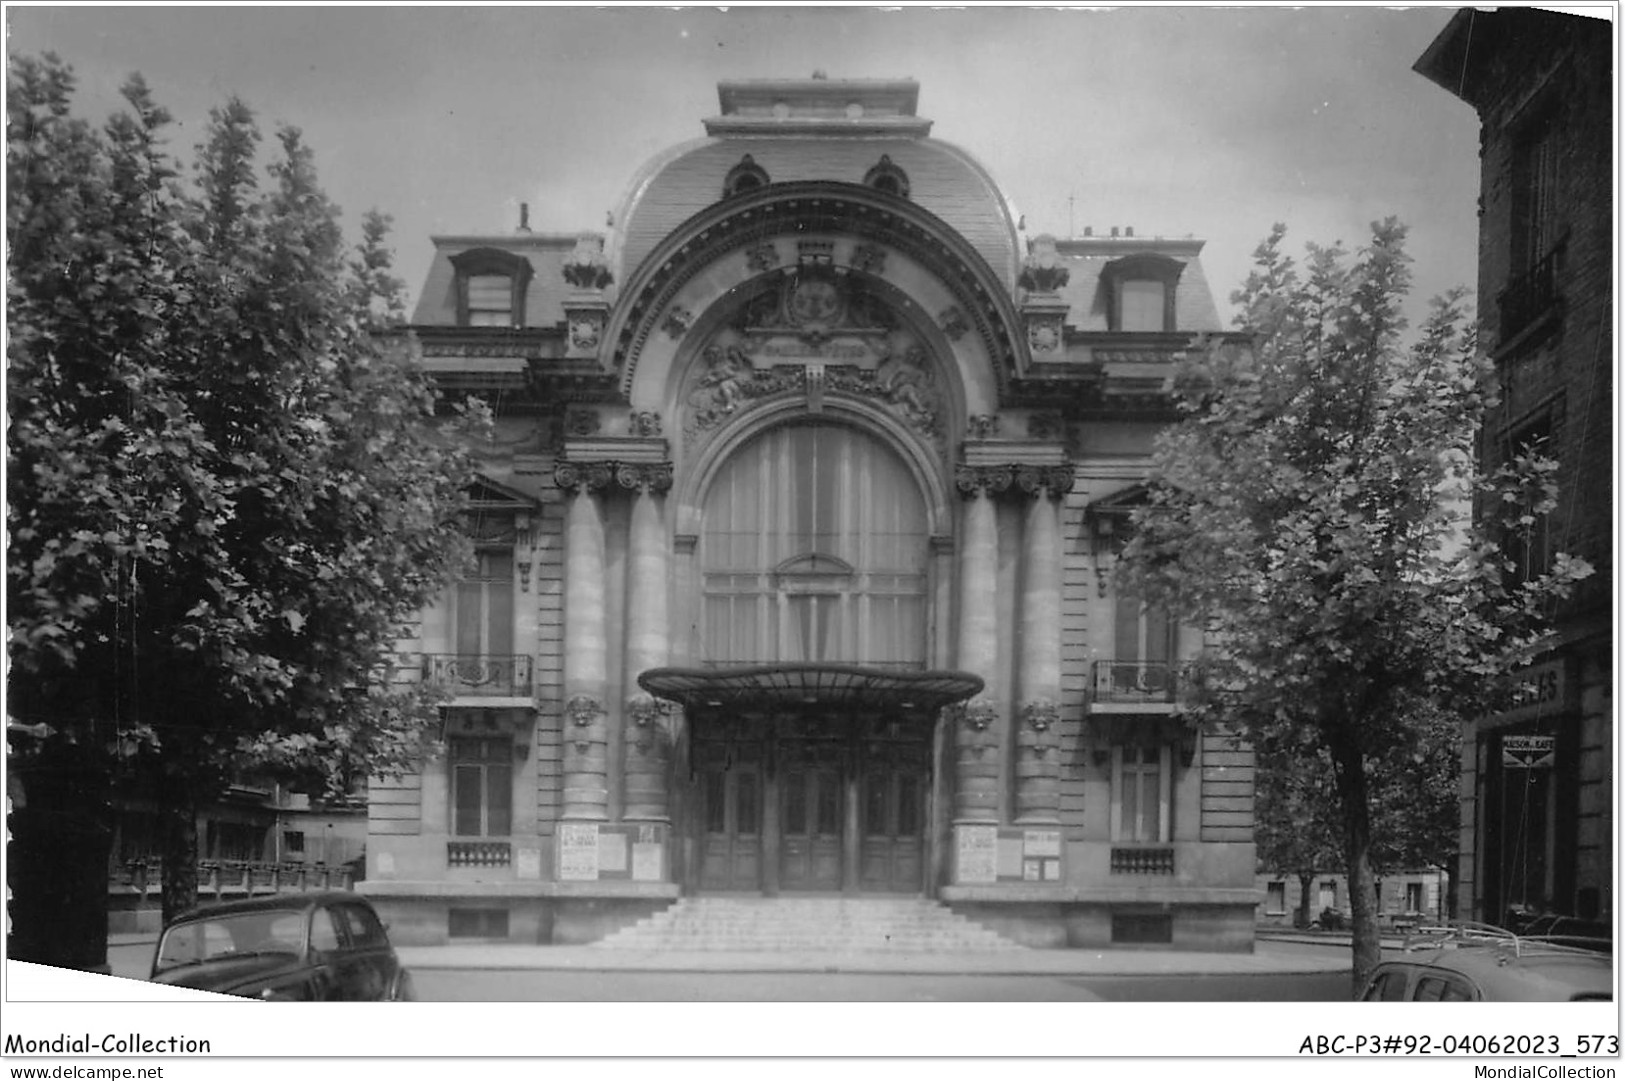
[1415,10,1613,928]
[358,77,1262,949]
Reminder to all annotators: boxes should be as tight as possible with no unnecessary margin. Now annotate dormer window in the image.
[1101,254,1184,332]
[722,154,770,199]
[450,248,532,328]
[864,155,910,199]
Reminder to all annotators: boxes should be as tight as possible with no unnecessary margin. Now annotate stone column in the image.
[556,460,613,821]
[1014,465,1073,825]
[952,466,1006,824]
[620,461,674,823]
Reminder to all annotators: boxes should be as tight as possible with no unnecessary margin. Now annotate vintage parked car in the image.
[150,891,414,1001]
[1360,923,1612,1002]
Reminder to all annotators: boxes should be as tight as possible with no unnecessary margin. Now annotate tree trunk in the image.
[4,746,112,972]
[157,782,200,925]
[1331,741,1381,997]
[1296,872,1315,930]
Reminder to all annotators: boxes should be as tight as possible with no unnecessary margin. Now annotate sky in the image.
[5,4,1502,333]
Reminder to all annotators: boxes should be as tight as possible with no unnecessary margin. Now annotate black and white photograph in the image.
[3,2,1616,1072]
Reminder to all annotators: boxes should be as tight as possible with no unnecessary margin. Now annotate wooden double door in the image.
[696,735,927,895]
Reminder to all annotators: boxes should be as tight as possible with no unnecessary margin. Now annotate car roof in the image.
[1389,945,1614,1001]
[166,891,373,924]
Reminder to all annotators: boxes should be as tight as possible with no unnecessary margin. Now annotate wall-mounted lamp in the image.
[1091,747,1111,769]
[514,742,531,762]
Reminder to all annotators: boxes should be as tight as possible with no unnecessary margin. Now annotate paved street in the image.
[411,968,1352,1001]
[103,933,1353,1001]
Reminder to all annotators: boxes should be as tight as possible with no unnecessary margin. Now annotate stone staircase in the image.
[593,896,1027,952]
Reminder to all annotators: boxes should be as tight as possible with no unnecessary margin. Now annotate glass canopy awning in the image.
[637,663,983,716]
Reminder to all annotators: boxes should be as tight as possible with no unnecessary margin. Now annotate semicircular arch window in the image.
[699,422,928,668]
[721,154,771,200]
[863,155,911,200]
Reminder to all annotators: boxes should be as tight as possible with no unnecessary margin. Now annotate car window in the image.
[1415,973,1476,1002]
[336,904,388,949]
[310,908,343,952]
[1363,968,1409,1001]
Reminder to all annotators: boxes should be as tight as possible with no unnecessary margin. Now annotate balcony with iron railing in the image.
[1090,660,1180,713]
[1497,243,1564,345]
[421,654,533,699]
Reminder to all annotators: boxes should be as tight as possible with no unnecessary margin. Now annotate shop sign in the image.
[1502,734,1556,769]
[1496,660,1569,725]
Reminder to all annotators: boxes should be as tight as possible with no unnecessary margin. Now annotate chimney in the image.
[518,203,531,233]
[1110,226,1120,238]
[1083,226,1092,237]
[1125,225,1134,238]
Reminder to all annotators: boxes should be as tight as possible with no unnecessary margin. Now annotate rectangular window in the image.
[448,908,509,939]
[1406,881,1425,913]
[1111,913,1173,944]
[1319,881,1338,912]
[282,830,305,856]
[465,274,514,327]
[1112,744,1170,843]
[455,551,514,657]
[1111,579,1177,699]
[448,736,512,837]
[1512,116,1561,273]
[1118,279,1167,331]
[1266,881,1287,915]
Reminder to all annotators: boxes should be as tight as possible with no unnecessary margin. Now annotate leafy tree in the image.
[1254,748,1342,929]
[1120,220,1589,994]
[1256,697,1459,930]
[7,54,483,953]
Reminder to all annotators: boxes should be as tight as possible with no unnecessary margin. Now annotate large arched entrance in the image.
[647,418,978,895]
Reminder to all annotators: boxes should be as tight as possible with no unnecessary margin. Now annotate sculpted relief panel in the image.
[681,269,949,448]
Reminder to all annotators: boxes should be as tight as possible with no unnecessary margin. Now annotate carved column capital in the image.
[1015,464,1077,500]
[954,464,1015,499]
[615,461,674,495]
[554,459,614,494]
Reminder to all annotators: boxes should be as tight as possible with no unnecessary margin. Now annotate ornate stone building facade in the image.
[360,78,1257,949]
[1416,11,1613,930]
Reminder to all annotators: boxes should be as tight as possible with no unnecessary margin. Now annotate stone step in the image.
[595,897,1026,952]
